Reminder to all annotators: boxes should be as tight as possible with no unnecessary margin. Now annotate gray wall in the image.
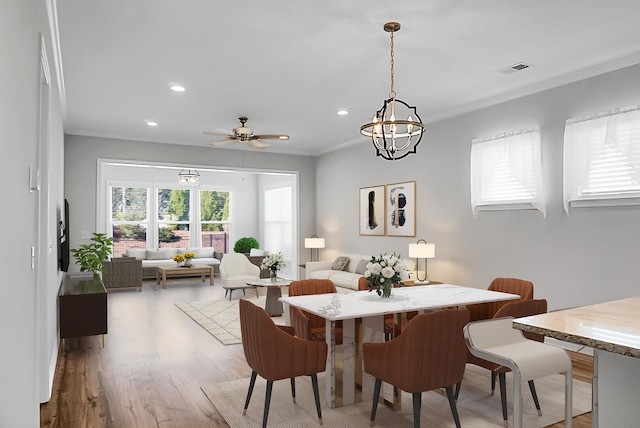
[65,135,315,271]
[1,0,66,425]
[316,64,640,311]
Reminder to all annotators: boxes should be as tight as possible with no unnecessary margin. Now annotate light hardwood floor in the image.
[40,278,593,427]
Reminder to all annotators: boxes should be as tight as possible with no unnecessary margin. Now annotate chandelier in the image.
[178,169,200,186]
[360,22,425,161]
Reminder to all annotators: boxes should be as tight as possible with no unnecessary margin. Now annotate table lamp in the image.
[408,239,435,285]
[304,235,325,262]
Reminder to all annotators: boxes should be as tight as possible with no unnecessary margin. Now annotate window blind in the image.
[470,128,544,217]
[563,105,640,213]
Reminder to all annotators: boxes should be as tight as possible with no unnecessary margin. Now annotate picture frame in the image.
[385,181,416,237]
[359,185,386,236]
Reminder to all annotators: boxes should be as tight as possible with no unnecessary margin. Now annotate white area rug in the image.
[176,297,285,345]
[202,365,590,427]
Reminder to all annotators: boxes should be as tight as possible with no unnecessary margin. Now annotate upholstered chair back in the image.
[239,299,327,381]
[364,308,470,394]
[288,280,337,330]
[220,253,259,278]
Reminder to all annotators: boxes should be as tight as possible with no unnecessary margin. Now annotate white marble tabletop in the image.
[247,278,292,288]
[279,283,519,321]
[513,296,640,358]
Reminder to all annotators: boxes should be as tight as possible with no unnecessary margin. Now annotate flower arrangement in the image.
[173,254,185,263]
[261,252,286,277]
[364,253,410,298]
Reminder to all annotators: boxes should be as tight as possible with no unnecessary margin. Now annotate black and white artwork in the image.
[385,181,416,237]
[359,185,385,236]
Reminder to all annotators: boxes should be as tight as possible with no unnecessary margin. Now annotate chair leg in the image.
[370,378,382,427]
[255,286,260,298]
[528,380,542,416]
[412,392,422,428]
[454,380,462,400]
[290,377,296,403]
[310,373,323,425]
[242,289,246,296]
[262,380,273,428]
[491,370,497,395]
[499,372,508,427]
[243,371,258,415]
[446,385,462,428]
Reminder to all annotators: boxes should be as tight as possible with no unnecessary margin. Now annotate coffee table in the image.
[156,265,214,289]
[246,278,292,316]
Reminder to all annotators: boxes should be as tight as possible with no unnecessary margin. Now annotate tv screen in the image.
[59,199,70,272]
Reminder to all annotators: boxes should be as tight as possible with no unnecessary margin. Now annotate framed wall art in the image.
[359,185,385,236]
[385,181,416,237]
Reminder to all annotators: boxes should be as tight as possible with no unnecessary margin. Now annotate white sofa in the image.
[306,253,372,292]
[306,253,417,292]
[124,247,222,278]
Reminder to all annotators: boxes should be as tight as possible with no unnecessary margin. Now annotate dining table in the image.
[279,283,520,408]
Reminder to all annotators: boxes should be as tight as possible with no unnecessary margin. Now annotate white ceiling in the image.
[56,0,640,157]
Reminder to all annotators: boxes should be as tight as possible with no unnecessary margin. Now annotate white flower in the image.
[381,266,395,278]
[364,269,371,278]
[399,270,410,281]
[369,263,382,275]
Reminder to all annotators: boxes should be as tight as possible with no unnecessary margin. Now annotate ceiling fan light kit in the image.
[203,116,289,149]
[360,21,425,161]
[178,169,200,186]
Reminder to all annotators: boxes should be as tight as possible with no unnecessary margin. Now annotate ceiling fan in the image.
[203,116,289,149]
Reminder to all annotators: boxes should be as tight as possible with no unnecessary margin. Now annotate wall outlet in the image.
[81,231,91,239]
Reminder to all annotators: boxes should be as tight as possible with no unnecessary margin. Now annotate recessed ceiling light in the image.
[146,121,158,127]
[337,110,349,116]
[279,135,289,140]
[170,85,186,92]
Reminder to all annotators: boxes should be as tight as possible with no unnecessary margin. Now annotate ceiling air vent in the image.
[497,62,532,74]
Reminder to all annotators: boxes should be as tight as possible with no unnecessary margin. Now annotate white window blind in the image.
[563,105,640,213]
[264,186,292,261]
[470,128,544,217]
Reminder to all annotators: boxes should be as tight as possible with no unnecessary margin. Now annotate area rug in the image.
[202,364,591,427]
[176,297,285,345]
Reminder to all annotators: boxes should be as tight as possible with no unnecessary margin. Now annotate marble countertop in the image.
[513,296,640,358]
[279,283,519,321]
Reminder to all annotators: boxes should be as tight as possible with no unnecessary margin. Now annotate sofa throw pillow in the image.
[125,248,147,260]
[355,258,369,275]
[332,256,350,271]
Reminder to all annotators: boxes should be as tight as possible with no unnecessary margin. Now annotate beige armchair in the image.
[220,253,260,300]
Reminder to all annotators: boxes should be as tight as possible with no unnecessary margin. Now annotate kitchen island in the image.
[513,296,640,427]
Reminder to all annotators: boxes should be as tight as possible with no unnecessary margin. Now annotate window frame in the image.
[563,105,640,213]
[470,127,545,217]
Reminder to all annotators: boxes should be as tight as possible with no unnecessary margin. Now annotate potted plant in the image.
[70,233,114,276]
[233,237,260,254]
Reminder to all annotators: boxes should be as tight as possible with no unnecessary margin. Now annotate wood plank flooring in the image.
[40,279,594,427]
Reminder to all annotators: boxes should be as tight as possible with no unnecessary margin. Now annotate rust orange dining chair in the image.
[363,308,470,428]
[239,299,328,428]
[466,277,534,323]
[288,279,342,342]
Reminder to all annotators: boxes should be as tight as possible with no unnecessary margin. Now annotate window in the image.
[110,186,149,257]
[200,189,231,252]
[470,128,544,216]
[264,185,292,273]
[563,105,640,213]
[157,187,191,248]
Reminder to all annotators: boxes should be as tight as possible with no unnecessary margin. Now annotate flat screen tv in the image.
[59,199,70,272]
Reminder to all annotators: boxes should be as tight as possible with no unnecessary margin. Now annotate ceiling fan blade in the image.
[254,134,289,140]
[247,139,269,149]
[203,131,233,138]
[208,138,233,147]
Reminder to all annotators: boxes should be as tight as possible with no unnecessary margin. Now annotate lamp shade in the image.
[409,242,435,259]
[304,237,325,249]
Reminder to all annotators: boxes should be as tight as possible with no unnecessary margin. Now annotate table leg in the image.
[209,269,214,285]
[156,270,160,285]
[162,272,167,289]
[264,287,283,316]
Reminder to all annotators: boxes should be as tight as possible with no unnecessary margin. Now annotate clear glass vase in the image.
[270,270,278,282]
